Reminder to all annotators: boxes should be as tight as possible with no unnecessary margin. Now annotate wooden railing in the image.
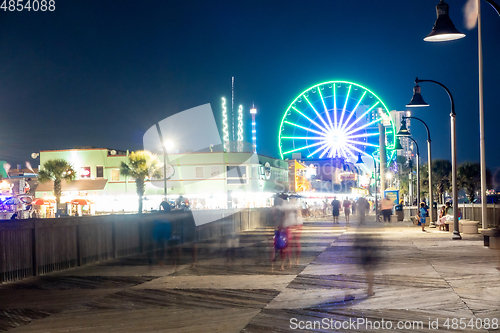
[403,204,500,227]
[0,208,274,284]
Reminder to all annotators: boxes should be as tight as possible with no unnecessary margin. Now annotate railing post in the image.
[32,220,38,276]
[138,217,143,253]
[76,221,82,267]
[112,218,117,258]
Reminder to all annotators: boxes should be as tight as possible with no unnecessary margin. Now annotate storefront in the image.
[34,148,289,215]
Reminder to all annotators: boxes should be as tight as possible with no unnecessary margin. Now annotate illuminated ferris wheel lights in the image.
[292,106,326,134]
[284,120,325,136]
[304,95,330,131]
[338,85,352,131]
[283,140,325,155]
[342,102,381,134]
[343,91,367,128]
[279,80,396,162]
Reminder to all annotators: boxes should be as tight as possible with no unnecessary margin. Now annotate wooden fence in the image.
[0,208,274,284]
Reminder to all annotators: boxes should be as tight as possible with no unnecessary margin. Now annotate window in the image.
[111,169,120,181]
[195,166,204,179]
[96,166,104,178]
[211,166,221,178]
[80,167,91,179]
[227,166,247,185]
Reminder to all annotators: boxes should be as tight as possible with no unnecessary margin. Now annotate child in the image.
[419,202,427,232]
[438,205,446,231]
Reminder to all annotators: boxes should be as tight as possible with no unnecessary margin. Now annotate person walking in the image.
[380,196,394,222]
[331,196,340,224]
[419,202,428,232]
[356,197,368,224]
[343,198,351,224]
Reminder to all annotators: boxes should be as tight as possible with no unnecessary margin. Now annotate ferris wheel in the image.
[278,80,396,169]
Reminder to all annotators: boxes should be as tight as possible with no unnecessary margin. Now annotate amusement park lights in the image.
[222,97,229,151]
[237,105,243,152]
[250,105,257,154]
[279,81,396,167]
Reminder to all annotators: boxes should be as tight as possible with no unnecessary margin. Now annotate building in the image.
[390,110,413,160]
[34,147,288,215]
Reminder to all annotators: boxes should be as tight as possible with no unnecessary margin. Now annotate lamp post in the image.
[397,116,434,226]
[423,0,500,230]
[406,77,461,240]
[408,137,420,209]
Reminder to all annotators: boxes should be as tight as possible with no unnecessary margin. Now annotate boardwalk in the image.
[1,215,499,332]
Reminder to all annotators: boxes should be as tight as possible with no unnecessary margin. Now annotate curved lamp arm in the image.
[484,0,500,16]
[415,78,455,116]
[407,136,420,156]
[402,116,431,142]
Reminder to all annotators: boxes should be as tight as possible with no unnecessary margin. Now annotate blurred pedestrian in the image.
[343,198,351,224]
[287,197,303,266]
[354,233,380,296]
[381,196,394,222]
[331,196,340,224]
[357,197,368,224]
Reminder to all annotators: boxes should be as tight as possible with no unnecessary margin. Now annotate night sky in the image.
[1,1,499,172]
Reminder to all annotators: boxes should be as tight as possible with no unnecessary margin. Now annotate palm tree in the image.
[458,162,492,203]
[420,164,429,200]
[38,159,76,206]
[432,160,452,204]
[120,150,162,214]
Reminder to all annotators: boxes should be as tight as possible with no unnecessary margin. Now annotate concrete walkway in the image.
[1,215,499,332]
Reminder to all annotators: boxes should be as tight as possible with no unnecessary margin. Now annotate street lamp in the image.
[424,0,466,42]
[406,77,461,240]
[424,0,500,230]
[408,137,420,209]
[397,116,434,227]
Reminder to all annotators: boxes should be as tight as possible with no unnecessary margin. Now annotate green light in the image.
[278,80,395,162]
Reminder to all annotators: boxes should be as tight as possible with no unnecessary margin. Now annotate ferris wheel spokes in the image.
[304,95,331,131]
[338,85,352,131]
[342,91,366,130]
[344,117,383,137]
[284,141,326,156]
[284,121,326,136]
[292,106,328,134]
[333,84,338,130]
[342,101,380,134]
[310,143,331,159]
[318,87,334,130]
